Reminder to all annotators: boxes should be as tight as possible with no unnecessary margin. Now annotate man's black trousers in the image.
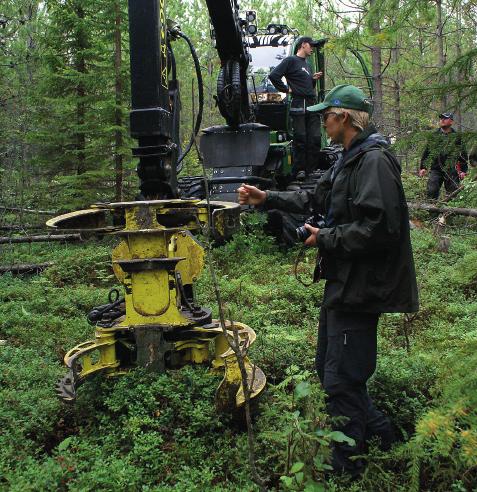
[426,168,460,199]
[290,110,321,176]
[315,307,393,475]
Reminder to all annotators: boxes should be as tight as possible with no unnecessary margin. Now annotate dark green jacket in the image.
[265,126,419,313]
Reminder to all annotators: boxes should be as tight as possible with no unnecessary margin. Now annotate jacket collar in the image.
[347,124,378,150]
[341,125,383,167]
[438,127,455,134]
[331,125,391,181]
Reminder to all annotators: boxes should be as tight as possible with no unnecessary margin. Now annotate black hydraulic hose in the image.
[175,271,195,312]
[167,41,177,81]
[250,74,259,118]
[176,31,204,167]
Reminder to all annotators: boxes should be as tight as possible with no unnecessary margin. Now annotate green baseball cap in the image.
[308,84,373,114]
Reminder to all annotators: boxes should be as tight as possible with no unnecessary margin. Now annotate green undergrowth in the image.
[1,207,477,490]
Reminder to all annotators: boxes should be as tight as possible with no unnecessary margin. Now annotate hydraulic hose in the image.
[167,41,177,81]
[176,31,204,167]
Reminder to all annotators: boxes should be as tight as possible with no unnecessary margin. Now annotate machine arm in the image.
[127,0,252,198]
[205,0,252,127]
[128,0,179,200]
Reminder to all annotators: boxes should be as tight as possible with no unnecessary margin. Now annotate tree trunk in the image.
[0,262,54,275]
[207,54,215,127]
[75,1,87,175]
[390,44,402,164]
[114,0,123,202]
[455,3,463,130]
[0,206,56,215]
[0,234,82,244]
[369,0,383,130]
[408,202,477,218]
[436,0,447,111]
[391,46,401,132]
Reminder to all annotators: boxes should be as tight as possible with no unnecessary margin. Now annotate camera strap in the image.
[294,245,322,287]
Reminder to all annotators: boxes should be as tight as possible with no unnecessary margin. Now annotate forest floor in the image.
[1,174,477,491]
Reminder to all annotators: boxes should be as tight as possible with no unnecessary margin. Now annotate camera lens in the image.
[296,225,311,241]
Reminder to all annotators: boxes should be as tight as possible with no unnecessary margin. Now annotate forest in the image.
[1,0,477,490]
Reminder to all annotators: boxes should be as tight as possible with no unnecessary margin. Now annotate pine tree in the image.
[0,1,43,210]
[30,0,132,210]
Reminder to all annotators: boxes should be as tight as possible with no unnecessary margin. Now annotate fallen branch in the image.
[0,234,81,245]
[0,262,53,275]
[0,206,57,215]
[408,202,477,218]
[441,185,464,203]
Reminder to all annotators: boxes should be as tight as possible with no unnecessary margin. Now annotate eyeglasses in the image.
[321,111,341,123]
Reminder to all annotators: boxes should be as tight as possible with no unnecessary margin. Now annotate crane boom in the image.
[205,0,252,126]
[128,0,177,200]
[127,0,256,199]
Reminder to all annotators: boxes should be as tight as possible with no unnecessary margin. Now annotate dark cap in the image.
[308,84,373,114]
[439,112,454,120]
[295,36,320,48]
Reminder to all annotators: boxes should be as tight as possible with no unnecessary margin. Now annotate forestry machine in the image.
[47,0,269,411]
[177,13,373,244]
[178,17,331,205]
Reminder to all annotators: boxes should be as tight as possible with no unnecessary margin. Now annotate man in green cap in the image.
[238,84,419,476]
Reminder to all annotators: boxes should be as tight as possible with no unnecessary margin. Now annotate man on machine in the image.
[268,36,323,180]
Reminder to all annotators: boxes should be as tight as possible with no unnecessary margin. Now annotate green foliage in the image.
[43,241,113,287]
[4,0,477,215]
[406,341,477,491]
[368,350,437,438]
[448,169,477,209]
[24,0,133,210]
[1,196,477,490]
[254,366,335,491]
[2,0,477,488]
[0,346,63,469]
[401,171,427,203]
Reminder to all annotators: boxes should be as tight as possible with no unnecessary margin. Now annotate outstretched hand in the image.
[237,184,267,206]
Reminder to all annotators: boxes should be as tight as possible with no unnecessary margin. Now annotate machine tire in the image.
[177,176,206,200]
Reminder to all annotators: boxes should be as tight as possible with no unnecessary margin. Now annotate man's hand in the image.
[419,169,427,177]
[456,163,466,180]
[304,223,320,247]
[312,72,323,80]
[237,184,267,206]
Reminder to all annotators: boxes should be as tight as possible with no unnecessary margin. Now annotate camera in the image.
[317,143,343,170]
[296,215,325,241]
